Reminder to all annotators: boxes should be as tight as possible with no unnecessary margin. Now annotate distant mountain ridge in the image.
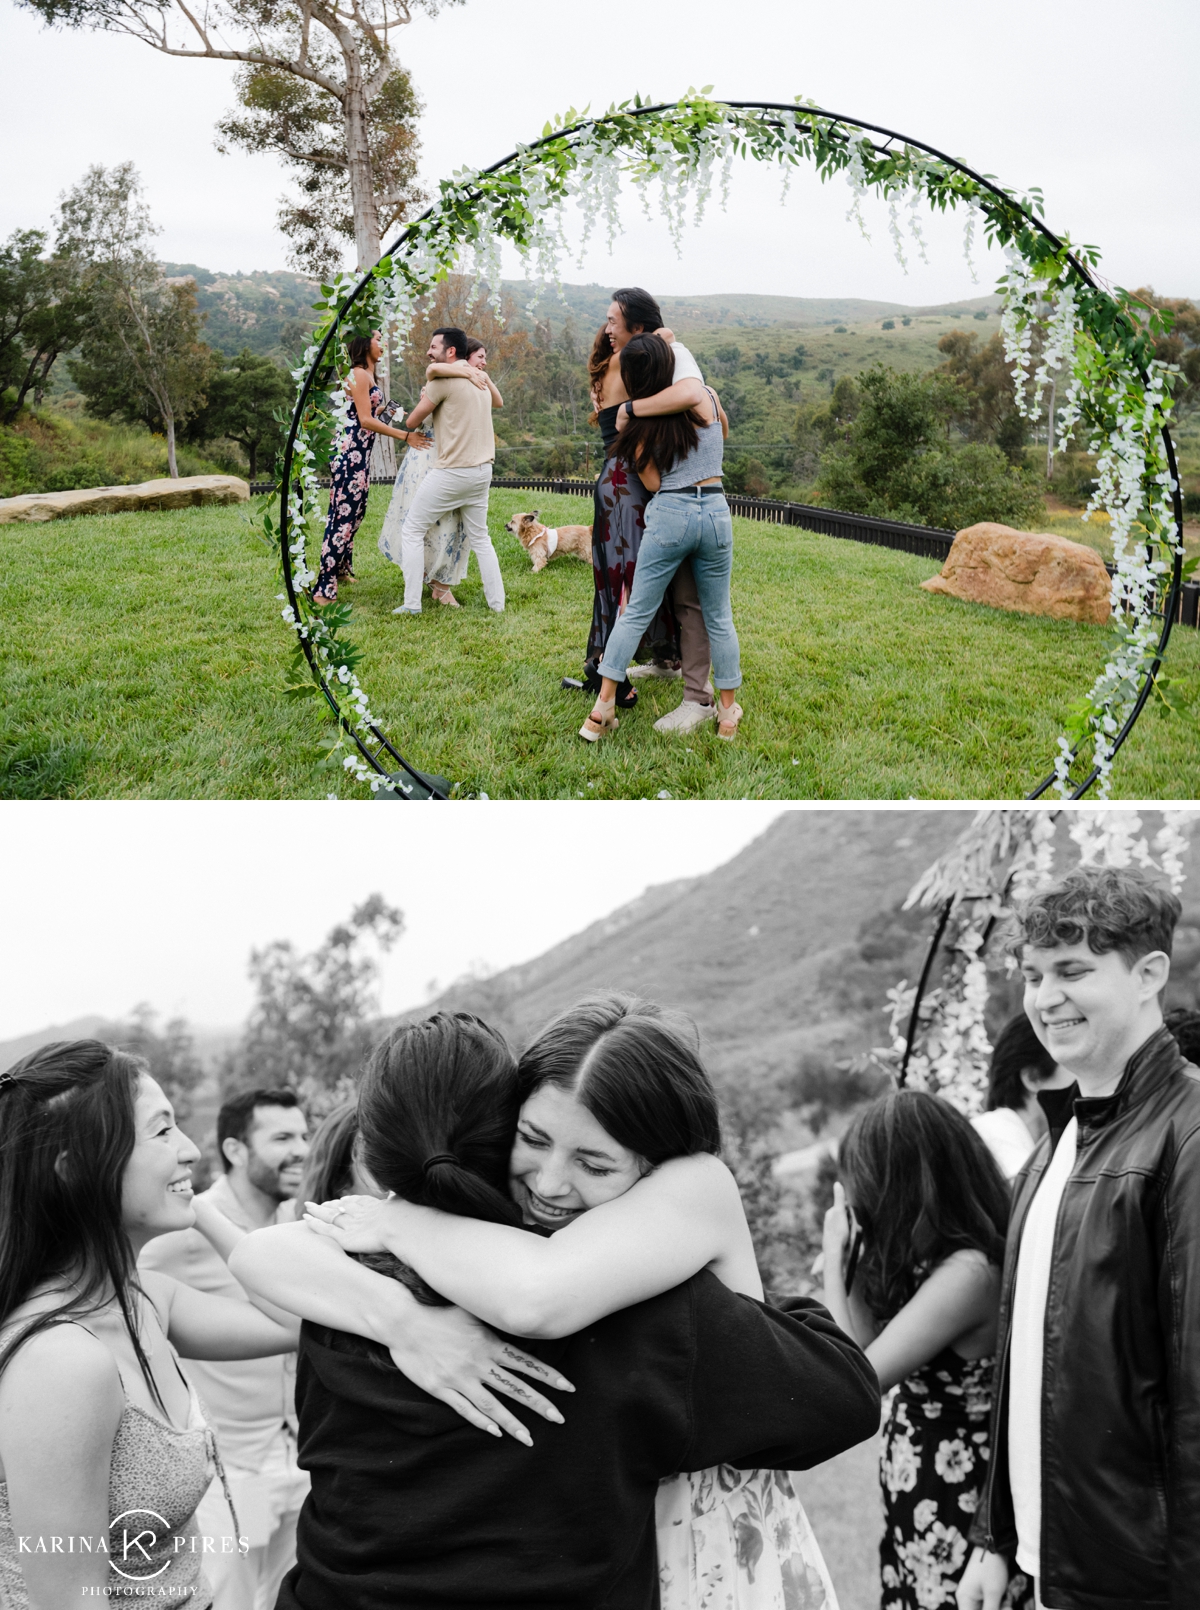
[155,265,1005,359]
[506,283,1004,332]
[421,810,976,1085]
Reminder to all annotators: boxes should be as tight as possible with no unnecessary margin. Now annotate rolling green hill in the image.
[505,280,1002,332]
[160,264,319,361]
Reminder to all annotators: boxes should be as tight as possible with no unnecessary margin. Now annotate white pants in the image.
[194,1430,309,1610]
[399,463,502,611]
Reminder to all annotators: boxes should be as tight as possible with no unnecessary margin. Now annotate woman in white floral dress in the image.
[820,1091,1032,1610]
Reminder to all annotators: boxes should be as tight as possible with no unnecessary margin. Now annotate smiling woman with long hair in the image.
[0,1041,296,1609]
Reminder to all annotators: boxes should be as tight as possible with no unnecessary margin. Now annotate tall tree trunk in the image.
[341,45,382,273]
[165,414,179,478]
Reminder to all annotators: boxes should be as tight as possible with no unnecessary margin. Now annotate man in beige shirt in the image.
[140,1087,310,1610]
[395,325,504,613]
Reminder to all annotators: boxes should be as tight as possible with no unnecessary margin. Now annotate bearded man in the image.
[140,1087,310,1610]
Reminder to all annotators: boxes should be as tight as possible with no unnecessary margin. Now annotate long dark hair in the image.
[359,1013,523,1228]
[298,1101,359,1204]
[346,332,376,370]
[0,1040,164,1402]
[986,1013,1058,1112]
[837,1089,1009,1324]
[518,993,721,1164]
[588,326,614,421]
[353,1013,524,1307]
[612,286,663,334]
[613,333,701,477]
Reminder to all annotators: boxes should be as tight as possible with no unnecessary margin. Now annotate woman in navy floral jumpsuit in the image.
[313,331,416,604]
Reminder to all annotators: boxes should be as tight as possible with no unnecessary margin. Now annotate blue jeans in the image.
[597,489,741,691]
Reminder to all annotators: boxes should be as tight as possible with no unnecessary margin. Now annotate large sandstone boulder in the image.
[0,474,250,524]
[921,521,1111,624]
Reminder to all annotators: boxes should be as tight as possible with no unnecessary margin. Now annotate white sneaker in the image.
[653,699,718,734]
[628,662,682,681]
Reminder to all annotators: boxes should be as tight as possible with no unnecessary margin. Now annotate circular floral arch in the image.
[266,95,1187,799]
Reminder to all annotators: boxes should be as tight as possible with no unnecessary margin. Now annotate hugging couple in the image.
[582,288,743,743]
[231,994,880,1610]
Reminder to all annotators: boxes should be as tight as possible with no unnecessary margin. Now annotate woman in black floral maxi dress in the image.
[820,1090,1033,1610]
[313,331,414,605]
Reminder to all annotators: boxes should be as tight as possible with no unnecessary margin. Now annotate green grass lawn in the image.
[794,1437,882,1610]
[3,486,1197,799]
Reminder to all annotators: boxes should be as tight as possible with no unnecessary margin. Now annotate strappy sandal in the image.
[579,698,619,743]
[430,583,460,607]
[582,663,638,709]
[716,699,743,740]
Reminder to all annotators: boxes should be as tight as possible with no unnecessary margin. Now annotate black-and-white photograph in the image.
[2,805,1198,1610]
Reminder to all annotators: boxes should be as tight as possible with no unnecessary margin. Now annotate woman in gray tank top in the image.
[0,1041,298,1608]
[580,334,744,743]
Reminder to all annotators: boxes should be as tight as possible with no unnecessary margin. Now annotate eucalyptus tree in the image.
[61,164,214,477]
[20,0,456,273]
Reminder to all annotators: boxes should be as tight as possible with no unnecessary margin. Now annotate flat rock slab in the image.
[921,521,1111,624]
[0,475,250,524]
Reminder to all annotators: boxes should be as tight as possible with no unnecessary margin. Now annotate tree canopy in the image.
[61,165,214,475]
[814,364,1044,531]
[18,0,453,271]
[0,230,88,421]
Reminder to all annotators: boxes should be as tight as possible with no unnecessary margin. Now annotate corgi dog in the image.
[506,510,592,572]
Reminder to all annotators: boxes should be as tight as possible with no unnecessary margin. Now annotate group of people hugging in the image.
[1,862,1197,1610]
[310,287,746,744]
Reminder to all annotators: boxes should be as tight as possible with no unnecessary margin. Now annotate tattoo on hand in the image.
[489,1369,529,1400]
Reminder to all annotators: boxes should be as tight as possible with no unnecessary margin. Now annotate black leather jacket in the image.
[970,1027,1200,1609]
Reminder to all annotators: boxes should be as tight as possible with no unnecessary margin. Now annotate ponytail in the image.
[357,1013,523,1232]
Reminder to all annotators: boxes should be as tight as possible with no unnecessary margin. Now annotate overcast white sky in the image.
[3,0,1197,303]
[1,802,796,1038]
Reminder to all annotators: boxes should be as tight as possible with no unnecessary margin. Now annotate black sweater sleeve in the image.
[680,1283,881,1474]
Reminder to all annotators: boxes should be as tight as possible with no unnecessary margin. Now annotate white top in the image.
[1008,1116,1079,1580]
[670,341,703,382]
[971,1107,1037,1181]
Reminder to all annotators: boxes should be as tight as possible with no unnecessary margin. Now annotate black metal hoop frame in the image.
[278,100,1185,802]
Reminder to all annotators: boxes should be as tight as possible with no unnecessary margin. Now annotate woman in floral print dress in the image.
[820,1091,1032,1610]
[312,330,420,605]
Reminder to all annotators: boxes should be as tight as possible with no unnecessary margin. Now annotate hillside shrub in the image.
[0,409,227,497]
[724,454,772,497]
[815,364,1044,529]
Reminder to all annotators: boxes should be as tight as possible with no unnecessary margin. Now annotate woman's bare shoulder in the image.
[933,1247,1001,1294]
[0,1319,121,1398]
[643,1152,741,1204]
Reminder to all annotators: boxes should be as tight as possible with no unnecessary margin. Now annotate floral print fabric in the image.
[377,425,470,587]
[657,1464,838,1610]
[880,1350,1031,1610]
[314,380,381,601]
[587,416,680,670]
